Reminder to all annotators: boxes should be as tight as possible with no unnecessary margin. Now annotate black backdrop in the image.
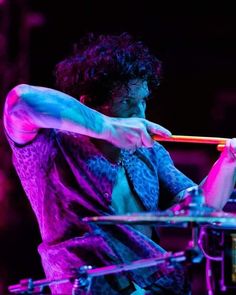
[1,2,236,294]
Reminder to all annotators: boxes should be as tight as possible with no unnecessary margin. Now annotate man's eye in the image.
[121,99,129,104]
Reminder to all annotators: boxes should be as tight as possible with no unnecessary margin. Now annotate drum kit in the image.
[8,186,236,295]
[7,136,236,294]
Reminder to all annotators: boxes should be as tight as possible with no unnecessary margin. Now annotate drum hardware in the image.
[8,278,44,294]
[199,224,236,294]
[198,226,223,262]
[8,276,72,294]
[82,186,236,226]
[9,187,236,294]
[8,251,192,294]
[198,226,223,295]
[71,265,92,295]
[82,186,236,294]
[178,186,208,264]
[82,210,236,225]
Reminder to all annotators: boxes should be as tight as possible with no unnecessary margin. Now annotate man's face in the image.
[99,79,150,118]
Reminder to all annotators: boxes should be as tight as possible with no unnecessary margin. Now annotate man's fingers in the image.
[230,138,236,151]
[226,138,236,158]
[141,129,154,147]
[146,121,172,138]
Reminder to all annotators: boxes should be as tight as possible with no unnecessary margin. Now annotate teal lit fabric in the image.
[6,129,195,294]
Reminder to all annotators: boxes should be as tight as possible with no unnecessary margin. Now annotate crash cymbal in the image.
[82,210,236,225]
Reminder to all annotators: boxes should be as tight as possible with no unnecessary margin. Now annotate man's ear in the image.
[80,95,91,105]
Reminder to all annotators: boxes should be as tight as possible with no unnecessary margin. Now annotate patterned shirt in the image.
[7,129,195,294]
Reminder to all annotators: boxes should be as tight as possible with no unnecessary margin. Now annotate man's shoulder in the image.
[5,128,53,149]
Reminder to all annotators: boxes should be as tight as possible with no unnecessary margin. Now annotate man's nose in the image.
[131,102,145,118]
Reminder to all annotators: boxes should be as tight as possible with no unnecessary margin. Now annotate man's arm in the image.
[3,84,110,144]
[200,139,236,210]
[3,84,171,147]
[174,140,236,210]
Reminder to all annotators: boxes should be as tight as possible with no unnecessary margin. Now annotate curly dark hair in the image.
[55,32,162,107]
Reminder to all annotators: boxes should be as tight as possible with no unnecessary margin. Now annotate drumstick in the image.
[152,135,228,151]
[216,144,225,152]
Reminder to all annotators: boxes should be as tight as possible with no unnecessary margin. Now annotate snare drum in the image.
[199,224,236,294]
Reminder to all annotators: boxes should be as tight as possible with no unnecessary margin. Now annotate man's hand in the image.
[104,117,172,149]
[222,138,236,162]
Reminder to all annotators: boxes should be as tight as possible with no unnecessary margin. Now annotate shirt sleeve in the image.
[4,128,56,213]
[154,144,197,210]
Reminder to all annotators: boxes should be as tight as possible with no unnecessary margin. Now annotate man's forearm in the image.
[200,152,236,210]
[4,84,110,144]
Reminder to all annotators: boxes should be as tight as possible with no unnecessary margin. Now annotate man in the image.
[3,33,236,294]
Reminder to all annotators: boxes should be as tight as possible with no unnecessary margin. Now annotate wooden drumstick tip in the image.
[152,135,228,151]
[217,144,225,152]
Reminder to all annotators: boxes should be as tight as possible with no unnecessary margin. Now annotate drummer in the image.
[3,32,236,294]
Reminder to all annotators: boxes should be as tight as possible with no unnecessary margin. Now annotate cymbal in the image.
[82,210,236,225]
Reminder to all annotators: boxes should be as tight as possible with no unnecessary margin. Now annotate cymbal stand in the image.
[174,186,211,263]
[8,276,72,294]
[187,186,207,263]
[186,186,222,295]
[198,226,223,295]
[72,266,93,295]
[72,251,188,294]
[8,251,187,295]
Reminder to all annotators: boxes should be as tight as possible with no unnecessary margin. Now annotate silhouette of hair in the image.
[55,32,162,107]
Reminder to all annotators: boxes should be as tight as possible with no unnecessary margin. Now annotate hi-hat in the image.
[83,186,236,226]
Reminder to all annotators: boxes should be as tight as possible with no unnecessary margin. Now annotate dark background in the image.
[1,1,236,294]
